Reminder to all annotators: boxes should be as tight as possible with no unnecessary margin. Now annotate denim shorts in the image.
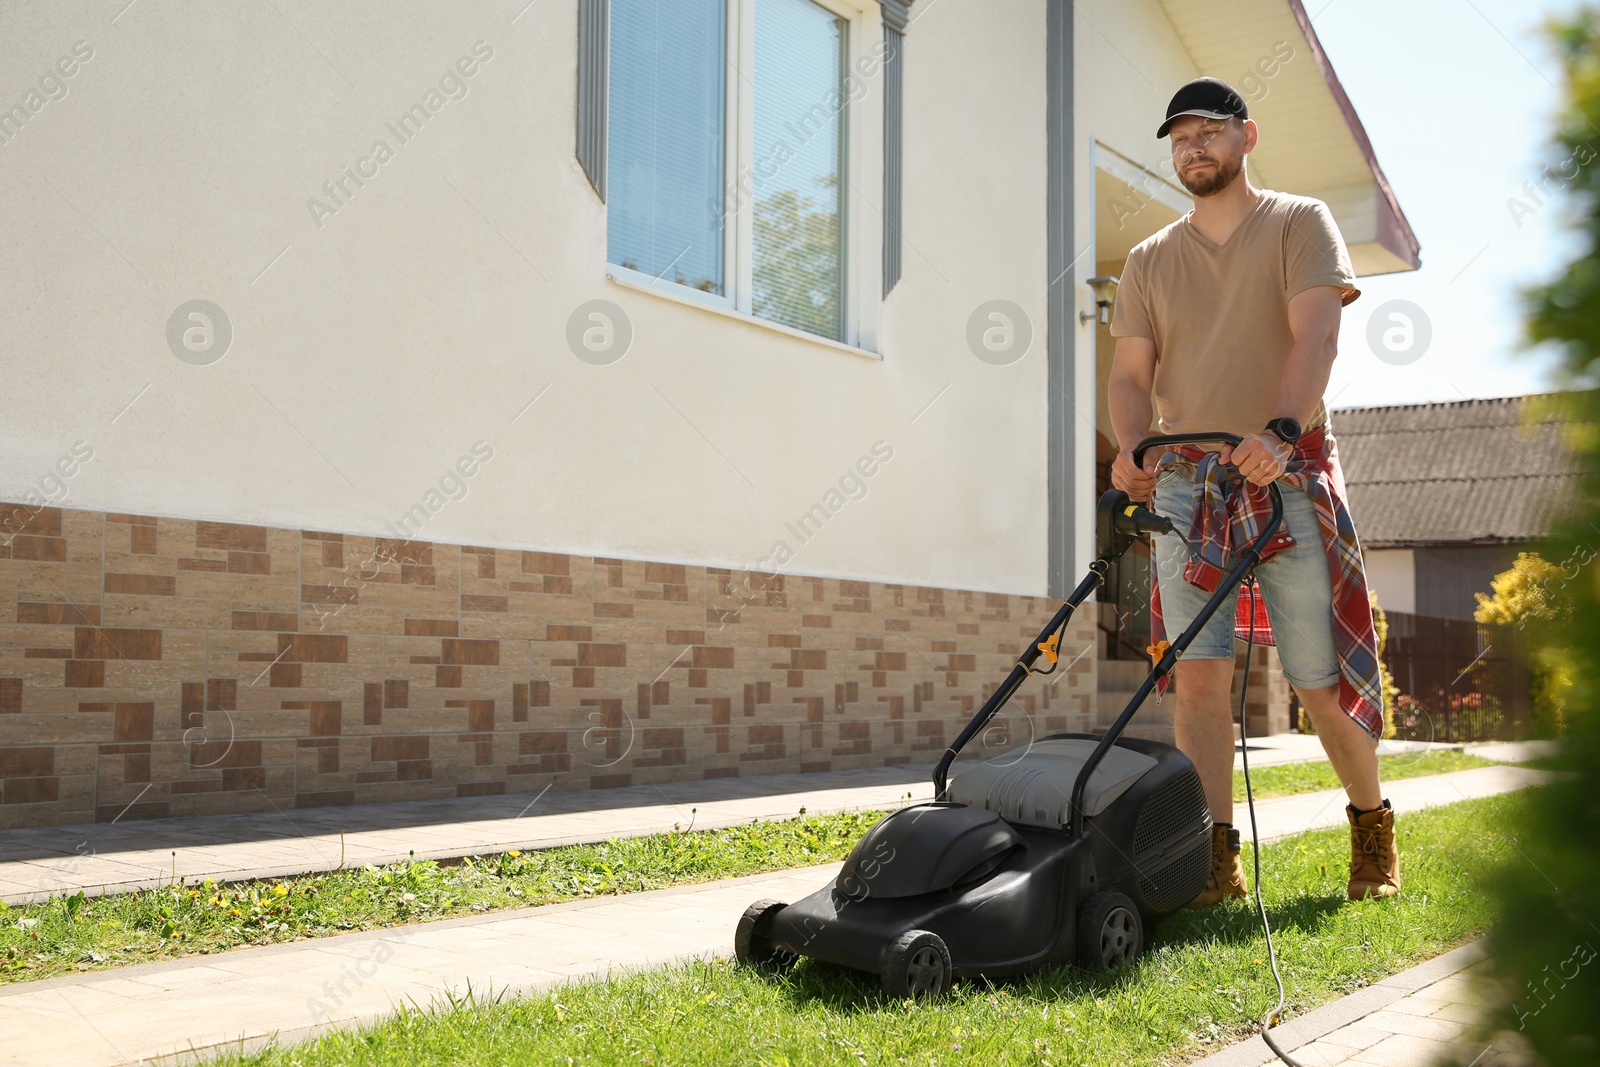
[1148,466,1342,691]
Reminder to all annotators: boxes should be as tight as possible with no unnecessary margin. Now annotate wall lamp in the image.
[1079,275,1120,325]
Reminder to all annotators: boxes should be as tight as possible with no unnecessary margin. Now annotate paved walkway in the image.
[0,738,1546,907]
[0,766,932,906]
[1239,732,1462,768]
[1462,739,1558,764]
[1229,765,1549,846]
[1235,732,1553,771]
[1189,942,1536,1067]
[0,741,1327,907]
[0,763,1552,1067]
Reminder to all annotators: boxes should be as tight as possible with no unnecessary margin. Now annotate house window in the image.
[752,0,848,339]
[606,0,852,343]
[606,0,728,295]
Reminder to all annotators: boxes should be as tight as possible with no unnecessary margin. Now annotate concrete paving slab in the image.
[0,765,932,905]
[1189,944,1540,1067]
[1231,765,1552,844]
[1463,740,1558,763]
[1230,732,1463,771]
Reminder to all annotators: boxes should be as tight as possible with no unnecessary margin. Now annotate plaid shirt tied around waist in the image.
[1147,425,1384,740]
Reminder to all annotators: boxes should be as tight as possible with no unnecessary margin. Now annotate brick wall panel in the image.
[0,502,1112,827]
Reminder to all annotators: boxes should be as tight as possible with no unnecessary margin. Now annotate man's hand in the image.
[1111,447,1163,501]
[1218,433,1291,486]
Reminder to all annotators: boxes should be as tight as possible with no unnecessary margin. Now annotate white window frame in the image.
[605,0,879,352]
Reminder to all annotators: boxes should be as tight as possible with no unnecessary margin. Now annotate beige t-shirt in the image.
[1109,187,1360,438]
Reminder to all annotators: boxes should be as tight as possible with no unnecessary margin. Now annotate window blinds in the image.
[606,0,728,294]
[751,0,847,340]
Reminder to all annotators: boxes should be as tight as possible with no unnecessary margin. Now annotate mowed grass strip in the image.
[0,808,883,984]
[1233,748,1499,801]
[207,793,1517,1067]
[0,753,1505,987]
[0,754,1500,986]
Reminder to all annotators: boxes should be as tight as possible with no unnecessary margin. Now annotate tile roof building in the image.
[1334,394,1585,619]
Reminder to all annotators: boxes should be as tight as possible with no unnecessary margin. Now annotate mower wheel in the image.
[1077,890,1144,974]
[881,929,951,1000]
[734,899,797,972]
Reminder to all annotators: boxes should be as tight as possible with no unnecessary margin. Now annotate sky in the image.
[1305,0,1592,410]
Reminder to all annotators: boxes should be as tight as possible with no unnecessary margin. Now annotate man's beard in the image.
[1179,153,1243,197]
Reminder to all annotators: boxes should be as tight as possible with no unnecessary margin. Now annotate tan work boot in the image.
[1347,799,1401,901]
[1185,823,1247,909]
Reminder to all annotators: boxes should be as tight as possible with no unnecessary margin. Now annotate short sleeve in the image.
[1109,249,1155,339]
[1285,200,1360,306]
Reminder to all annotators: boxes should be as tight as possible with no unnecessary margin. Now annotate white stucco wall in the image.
[1077,0,1206,226]
[1363,547,1417,615]
[1065,1,1202,576]
[0,0,1053,596]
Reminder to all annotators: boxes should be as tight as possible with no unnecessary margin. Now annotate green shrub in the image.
[1474,550,1576,737]
[1466,8,1600,1063]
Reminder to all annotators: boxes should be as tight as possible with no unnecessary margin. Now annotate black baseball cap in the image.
[1157,77,1249,139]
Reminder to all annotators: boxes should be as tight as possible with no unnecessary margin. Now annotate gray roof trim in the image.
[1333,393,1589,546]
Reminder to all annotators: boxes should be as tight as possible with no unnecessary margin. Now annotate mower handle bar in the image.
[1132,431,1242,470]
[932,431,1285,842]
[1069,432,1283,838]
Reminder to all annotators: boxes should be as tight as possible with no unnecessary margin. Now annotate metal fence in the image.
[1382,610,1531,742]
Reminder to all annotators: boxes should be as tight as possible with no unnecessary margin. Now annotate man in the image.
[1106,77,1400,906]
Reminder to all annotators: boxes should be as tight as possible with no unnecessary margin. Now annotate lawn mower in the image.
[734,432,1287,998]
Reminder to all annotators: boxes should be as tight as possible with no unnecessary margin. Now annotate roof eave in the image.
[1286,0,1422,271]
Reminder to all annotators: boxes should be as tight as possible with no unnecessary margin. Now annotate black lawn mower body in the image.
[734,433,1287,997]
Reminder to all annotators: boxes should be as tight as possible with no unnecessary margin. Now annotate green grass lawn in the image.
[0,809,883,984]
[0,751,1504,986]
[1233,748,1497,801]
[206,792,1517,1067]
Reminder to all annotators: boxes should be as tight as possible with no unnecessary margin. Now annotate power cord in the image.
[1236,575,1305,1067]
[1155,460,1305,1063]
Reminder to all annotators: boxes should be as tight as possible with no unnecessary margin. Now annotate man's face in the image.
[1168,115,1248,197]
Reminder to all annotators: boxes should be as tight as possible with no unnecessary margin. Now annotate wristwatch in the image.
[1264,417,1302,445]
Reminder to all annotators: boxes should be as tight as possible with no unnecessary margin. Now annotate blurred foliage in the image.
[1474,551,1577,737]
[1466,8,1600,1065]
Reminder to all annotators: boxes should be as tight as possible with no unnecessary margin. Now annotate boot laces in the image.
[1352,822,1388,864]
